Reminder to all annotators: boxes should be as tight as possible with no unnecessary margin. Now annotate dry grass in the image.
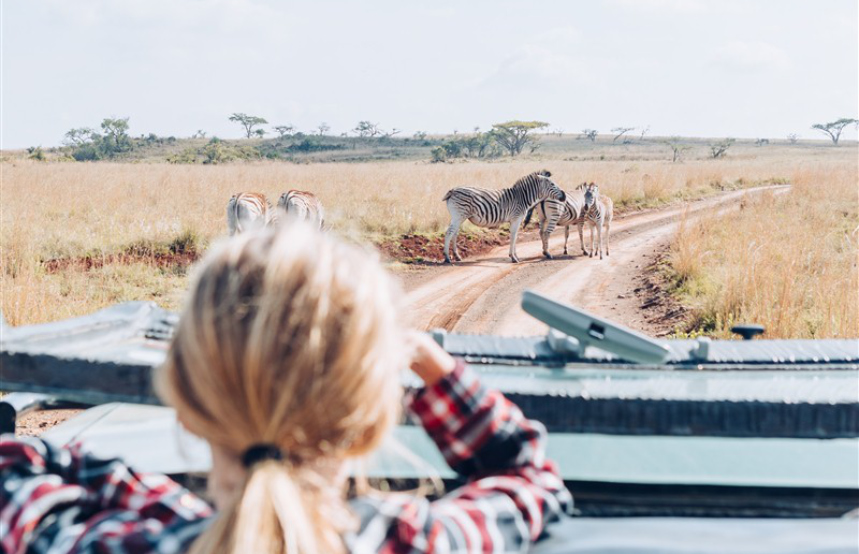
[669,159,858,338]
[1,143,854,327]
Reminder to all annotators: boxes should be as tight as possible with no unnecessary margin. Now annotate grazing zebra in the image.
[523,185,587,259]
[226,192,271,236]
[275,190,325,230]
[524,182,615,258]
[582,182,614,259]
[442,170,566,263]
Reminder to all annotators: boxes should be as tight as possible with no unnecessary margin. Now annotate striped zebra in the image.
[523,184,587,259]
[581,182,614,259]
[275,190,325,230]
[442,170,566,263]
[226,192,271,236]
[525,182,615,259]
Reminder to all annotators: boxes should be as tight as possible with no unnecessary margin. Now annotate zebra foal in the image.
[582,182,614,259]
[275,190,325,230]
[226,192,271,236]
[442,170,566,264]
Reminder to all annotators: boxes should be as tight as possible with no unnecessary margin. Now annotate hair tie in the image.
[241,444,283,468]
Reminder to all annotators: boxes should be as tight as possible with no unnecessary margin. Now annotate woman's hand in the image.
[404,331,456,387]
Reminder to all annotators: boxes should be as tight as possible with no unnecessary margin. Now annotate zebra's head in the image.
[538,174,566,203]
[583,182,599,210]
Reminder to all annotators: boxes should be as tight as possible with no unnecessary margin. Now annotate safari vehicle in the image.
[2,291,858,553]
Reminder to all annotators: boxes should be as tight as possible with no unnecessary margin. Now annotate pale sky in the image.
[2,0,857,148]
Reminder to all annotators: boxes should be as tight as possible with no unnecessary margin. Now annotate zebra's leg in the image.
[509,216,524,263]
[596,219,604,260]
[589,222,596,258]
[540,218,556,260]
[539,218,551,259]
[563,225,570,255]
[579,221,588,256]
[443,216,464,264]
[605,218,611,256]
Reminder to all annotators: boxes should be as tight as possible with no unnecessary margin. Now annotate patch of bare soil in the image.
[43,251,200,273]
[15,409,84,437]
[376,231,509,264]
[632,247,690,337]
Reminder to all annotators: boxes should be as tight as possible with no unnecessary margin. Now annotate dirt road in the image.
[398,186,789,336]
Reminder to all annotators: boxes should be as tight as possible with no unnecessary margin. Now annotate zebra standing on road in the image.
[582,182,614,259]
[524,181,615,258]
[276,190,325,230]
[226,192,271,236]
[442,170,567,264]
[524,183,586,259]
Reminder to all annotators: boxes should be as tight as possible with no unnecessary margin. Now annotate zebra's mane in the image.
[512,170,553,189]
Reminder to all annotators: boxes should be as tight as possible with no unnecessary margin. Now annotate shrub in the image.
[431,146,447,163]
[27,147,46,162]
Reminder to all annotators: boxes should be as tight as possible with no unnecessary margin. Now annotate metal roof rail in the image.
[521,290,671,364]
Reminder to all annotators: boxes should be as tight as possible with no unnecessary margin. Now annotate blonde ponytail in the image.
[190,460,345,554]
[158,223,405,553]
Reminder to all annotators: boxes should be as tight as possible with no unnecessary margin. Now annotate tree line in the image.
[31,114,859,163]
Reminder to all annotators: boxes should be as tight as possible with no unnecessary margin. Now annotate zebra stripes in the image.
[442,170,567,263]
[276,190,325,230]
[524,182,614,259]
[226,192,271,236]
[525,187,587,259]
[582,182,613,259]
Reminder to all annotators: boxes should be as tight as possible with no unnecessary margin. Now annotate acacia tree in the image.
[64,127,96,147]
[710,138,735,159]
[581,129,598,142]
[101,117,131,153]
[611,126,636,142]
[663,138,691,163]
[317,122,330,136]
[353,121,381,137]
[787,133,799,144]
[811,118,858,145]
[492,120,548,156]
[229,113,268,138]
[273,125,295,139]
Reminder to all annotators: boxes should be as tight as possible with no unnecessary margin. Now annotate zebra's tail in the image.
[442,190,453,202]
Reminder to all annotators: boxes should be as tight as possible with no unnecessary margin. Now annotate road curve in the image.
[401,185,789,335]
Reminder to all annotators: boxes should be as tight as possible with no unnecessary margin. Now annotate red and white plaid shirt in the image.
[0,360,573,553]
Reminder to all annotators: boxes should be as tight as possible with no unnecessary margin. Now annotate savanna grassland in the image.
[670,160,858,338]
[1,136,856,339]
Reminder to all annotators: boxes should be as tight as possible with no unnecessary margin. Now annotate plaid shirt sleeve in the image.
[350,359,574,553]
[0,435,212,554]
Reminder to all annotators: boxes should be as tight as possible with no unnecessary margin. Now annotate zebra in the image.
[226,192,271,236]
[524,181,615,258]
[442,170,566,264]
[523,184,587,259]
[581,182,614,259]
[275,190,325,230]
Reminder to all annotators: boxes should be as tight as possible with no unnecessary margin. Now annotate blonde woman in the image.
[0,224,572,553]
